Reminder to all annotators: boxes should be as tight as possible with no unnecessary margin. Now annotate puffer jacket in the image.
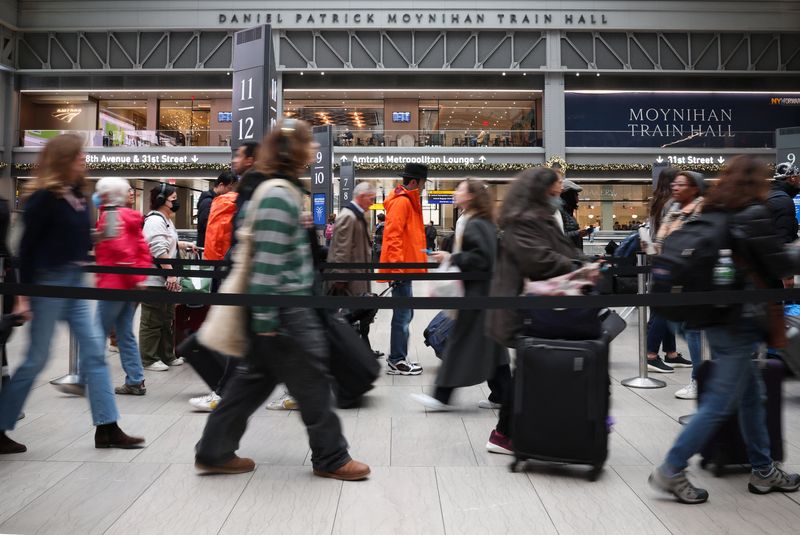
[95,207,152,289]
[765,181,799,245]
[378,185,427,274]
[730,203,800,282]
[195,189,215,248]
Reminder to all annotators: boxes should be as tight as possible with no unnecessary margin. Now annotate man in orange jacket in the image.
[379,163,428,375]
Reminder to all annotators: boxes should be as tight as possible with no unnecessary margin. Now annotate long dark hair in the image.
[703,155,770,212]
[498,167,559,228]
[462,179,494,222]
[650,167,679,232]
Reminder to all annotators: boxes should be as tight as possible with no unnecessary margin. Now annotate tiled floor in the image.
[1,294,799,534]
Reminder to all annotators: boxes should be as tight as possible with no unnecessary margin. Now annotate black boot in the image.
[95,422,145,449]
[0,431,27,454]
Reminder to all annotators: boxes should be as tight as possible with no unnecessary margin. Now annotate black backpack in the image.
[650,211,738,326]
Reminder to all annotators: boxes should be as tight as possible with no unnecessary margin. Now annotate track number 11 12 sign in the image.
[231,25,277,152]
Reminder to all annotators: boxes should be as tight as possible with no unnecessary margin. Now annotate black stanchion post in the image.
[622,253,666,389]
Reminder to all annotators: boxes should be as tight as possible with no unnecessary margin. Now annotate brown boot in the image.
[0,432,27,454]
[195,455,255,475]
[95,422,145,449]
[313,459,371,481]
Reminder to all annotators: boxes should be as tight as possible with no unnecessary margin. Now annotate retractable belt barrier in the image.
[1,282,798,310]
[84,260,644,280]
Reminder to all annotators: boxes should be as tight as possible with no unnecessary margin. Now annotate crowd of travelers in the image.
[0,125,799,502]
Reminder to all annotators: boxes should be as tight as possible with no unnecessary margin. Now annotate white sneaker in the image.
[478,399,502,410]
[410,393,455,412]
[167,357,185,367]
[107,344,120,354]
[189,392,221,412]
[266,392,298,410]
[144,361,169,372]
[675,379,698,400]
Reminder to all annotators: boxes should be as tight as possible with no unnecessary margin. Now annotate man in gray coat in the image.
[327,182,380,354]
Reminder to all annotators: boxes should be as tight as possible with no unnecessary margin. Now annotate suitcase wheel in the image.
[588,465,603,482]
[509,460,523,473]
[712,463,725,478]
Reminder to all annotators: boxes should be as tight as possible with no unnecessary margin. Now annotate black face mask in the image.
[169,199,180,213]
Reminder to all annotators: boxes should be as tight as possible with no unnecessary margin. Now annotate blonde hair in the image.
[27,134,85,198]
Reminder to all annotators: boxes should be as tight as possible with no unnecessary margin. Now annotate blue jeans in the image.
[663,321,772,473]
[0,266,119,430]
[647,313,676,355]
[388,281,413,364]
[97,301,144,386]
[669,322,703,380]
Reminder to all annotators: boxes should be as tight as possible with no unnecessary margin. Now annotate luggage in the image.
[323,312,381,408]
[696,359,785,476]
[423,310,455,358]
[511,336,610,480]
[177,334,231,392]
[175,304,210,358]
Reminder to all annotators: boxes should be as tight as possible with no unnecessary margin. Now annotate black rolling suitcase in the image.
[323,312,381,409]
[511,336,610,480]
[697,359,785,476]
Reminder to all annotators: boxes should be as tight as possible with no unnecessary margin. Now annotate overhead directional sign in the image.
[428,190,455,204]
[655,155,725,165]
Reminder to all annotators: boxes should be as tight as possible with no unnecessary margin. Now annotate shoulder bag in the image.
[196,179,300,357]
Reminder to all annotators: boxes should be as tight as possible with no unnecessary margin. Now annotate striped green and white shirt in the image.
[247,183,314,332]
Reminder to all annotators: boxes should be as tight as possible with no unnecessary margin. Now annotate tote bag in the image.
[196,179,300,357]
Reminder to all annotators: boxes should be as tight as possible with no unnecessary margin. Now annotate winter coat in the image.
[559,206,583,250]
[204,191,238,260]
[723,203,800,330]
[765,181,799,245]
[487,205,586,347]
[378,185,427,274]
[436,217,509,388]
[325,203,373,296]
[195,189,215,248]
[95,207,152,290]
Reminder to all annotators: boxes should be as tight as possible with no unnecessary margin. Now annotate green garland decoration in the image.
[544,156,569,172]
[14,162,230,172]
[10,161,773,174]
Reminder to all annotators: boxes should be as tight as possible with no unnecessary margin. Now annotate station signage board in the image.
[428,190,455,204]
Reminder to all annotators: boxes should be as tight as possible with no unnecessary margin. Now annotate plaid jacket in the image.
[247,183,313,333]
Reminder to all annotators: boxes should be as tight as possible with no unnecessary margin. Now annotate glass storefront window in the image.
[158,99,211,146]
[574,184,651,231]
[99,100,148,146]
[284,99,385,146]
[439,99,540,147]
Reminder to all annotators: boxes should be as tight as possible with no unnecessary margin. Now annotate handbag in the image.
[179,251,212,293]
[519,265,603,340]
[196,179,300,357]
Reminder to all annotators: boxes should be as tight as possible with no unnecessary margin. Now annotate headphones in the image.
[155,182,169,207]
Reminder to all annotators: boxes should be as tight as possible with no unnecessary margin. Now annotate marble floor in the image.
[1,295,799,534]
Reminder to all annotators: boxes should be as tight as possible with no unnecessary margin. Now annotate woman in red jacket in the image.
[94,177,153,395]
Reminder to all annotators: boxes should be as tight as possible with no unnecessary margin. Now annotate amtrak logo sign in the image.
[51,108,83,123]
